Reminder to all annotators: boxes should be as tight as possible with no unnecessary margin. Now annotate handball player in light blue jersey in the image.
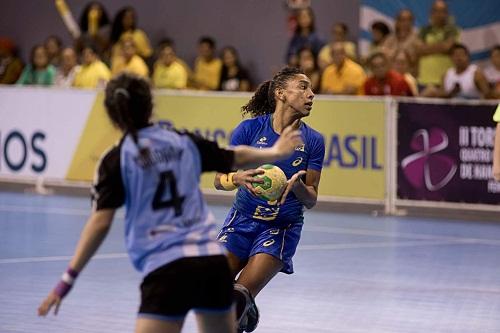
[38,73,303,333]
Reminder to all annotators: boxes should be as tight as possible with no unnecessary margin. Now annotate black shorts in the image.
[138,255,233,320]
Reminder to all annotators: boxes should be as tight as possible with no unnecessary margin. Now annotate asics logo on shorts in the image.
[269,229,280,235]
[263,239,275,247]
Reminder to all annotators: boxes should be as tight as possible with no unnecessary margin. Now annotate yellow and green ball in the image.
[251,164,288,202]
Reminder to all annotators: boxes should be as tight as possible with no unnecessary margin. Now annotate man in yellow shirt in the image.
[416,0,459,87]
[111,38,149,78]
[73,45,111,89]
[153,44,188,89]
[317,22,357,71]
[320,42,366,95]
[192,36,222,90]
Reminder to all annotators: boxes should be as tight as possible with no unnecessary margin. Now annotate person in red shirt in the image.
[363,51,414,96]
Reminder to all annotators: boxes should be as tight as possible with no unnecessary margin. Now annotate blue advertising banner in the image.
[397,102,500,205]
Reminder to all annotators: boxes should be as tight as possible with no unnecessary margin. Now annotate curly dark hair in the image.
[241,66,304,118]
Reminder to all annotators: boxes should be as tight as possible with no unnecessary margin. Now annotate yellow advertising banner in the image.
[68,92,385,199]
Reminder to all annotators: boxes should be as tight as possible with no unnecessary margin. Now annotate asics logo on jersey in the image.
[292,157,303,166]
[256,137,268,145]
[295,144,305,152]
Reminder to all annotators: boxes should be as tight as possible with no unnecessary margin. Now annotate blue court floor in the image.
[1,191,500,333]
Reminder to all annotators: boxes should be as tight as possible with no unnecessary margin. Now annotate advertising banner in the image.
[1,88,386,200]
[398,102,500,205]
[0,87,97,180]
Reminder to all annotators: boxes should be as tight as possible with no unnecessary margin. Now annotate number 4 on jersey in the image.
[152,171,185,216]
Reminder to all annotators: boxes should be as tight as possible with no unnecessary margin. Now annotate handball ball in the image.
[252,164,288,201]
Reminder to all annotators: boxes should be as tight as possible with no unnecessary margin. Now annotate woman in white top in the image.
[443,43,491,99]
[483,45,500,98]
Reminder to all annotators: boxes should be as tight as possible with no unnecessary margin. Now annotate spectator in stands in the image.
[392,49,418,96]
[416,0,459,89]
[298,47,320,93]
[383,9,419,76]
[320,42,366,95]
[17,45,56,86]
[286,7,324,68]
[363,52,413,96]
[44,35,63,67]
[75,2,111,60]
[111,38,149,78]
[156,38,192,78]
[73,44,110,89]
[218,46,251,92]
[110,6,152,65]
[54,47,81,88]
[483,45,500,98]
[192,36,222,90]
[152,43,188,89]
[440,43,491,99]
[0,37,23,84]
[317,22,356,71]
[369,21,391,55]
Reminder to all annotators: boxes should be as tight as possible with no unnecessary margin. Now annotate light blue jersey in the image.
[92,124,235,277]
[230,114,325,225]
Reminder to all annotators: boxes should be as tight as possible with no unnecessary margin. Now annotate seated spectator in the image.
[298,47,320,93]
[192,36,222,90]
[17,45,56,86]
[111,38,149,78]
[110,6,152,65]
[318,22,357,70]
[392,49,418,96]
[416,0,459,88]
[152,43,188,89]
[363,52,413,96]
[286,7,324,67]
[54,47,81,88]
[44,35,63,67]
[218,46,251,92]
[360,21,390,64]
[156,38,192,78]
[320,42,366,95]
[483,45,500,97]
[0,37,23,84]
[73,44,110,88]
[440,43,491,99]
[369,21,391,55]
[75,2,111,61]
[383,9,419,76]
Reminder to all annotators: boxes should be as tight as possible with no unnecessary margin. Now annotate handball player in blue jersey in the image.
[37,73,303,333]
[214,67,325,332]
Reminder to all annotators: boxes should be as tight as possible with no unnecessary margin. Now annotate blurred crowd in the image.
[1,0,499,99]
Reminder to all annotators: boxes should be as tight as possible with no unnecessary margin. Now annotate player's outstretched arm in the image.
[37,209,115,316]
[232,122,303,169]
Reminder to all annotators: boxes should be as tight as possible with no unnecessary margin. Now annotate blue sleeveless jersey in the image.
[230,114,325,225]
[91,124,234,277]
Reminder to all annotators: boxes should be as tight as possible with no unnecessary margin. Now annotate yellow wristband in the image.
[220,172,237,191]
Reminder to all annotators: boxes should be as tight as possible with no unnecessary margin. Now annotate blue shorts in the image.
[217,207,303,274]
